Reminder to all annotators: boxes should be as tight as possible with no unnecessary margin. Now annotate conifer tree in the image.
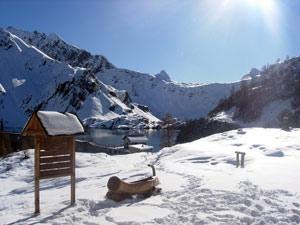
[160,112,176,148]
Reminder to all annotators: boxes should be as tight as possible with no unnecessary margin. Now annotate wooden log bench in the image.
[106,165,160,201]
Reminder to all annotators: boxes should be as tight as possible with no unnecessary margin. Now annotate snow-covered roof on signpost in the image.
[22,111,85,136]
[123,135,148,144]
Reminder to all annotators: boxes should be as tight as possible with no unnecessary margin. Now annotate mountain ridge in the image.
[6,26,242,121]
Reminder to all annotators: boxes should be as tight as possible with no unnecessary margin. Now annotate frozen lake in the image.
[77,129,167,152]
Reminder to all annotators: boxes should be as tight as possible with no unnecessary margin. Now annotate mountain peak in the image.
[48,32,63,42]
[155,70,171,81]
[242,68,260,80]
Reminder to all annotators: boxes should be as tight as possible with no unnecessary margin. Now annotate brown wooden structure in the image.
[235,151,246,168]
[22,111,85,213]
[106,165,160,201]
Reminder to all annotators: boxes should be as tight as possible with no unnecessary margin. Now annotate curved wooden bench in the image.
[106,165,160,201]
[107,176,159,194]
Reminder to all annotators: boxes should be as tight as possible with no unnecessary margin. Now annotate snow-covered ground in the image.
[1,128,300,224]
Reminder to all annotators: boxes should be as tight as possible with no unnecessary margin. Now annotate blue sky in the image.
[1,0,300,83]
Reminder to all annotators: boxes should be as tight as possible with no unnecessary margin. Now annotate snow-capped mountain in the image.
[0,27,160,129]
[5,26,298,132]
[6,27,241,121]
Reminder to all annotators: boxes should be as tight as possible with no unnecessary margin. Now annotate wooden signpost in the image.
[235,151,246,168]
[22,111,85,213]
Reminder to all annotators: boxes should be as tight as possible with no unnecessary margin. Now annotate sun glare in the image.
[215,0,280,36]
[244,0,275,12]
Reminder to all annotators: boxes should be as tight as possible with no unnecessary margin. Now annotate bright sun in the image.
[244,0,275,12]
[222,0,278,28]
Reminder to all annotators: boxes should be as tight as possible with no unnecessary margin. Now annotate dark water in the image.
[77,129,166,152]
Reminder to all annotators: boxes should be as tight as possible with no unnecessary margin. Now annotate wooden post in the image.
[241,153,245,168]
[71,137,75,205]
[236,152,239,167]
[34,136,40,214]
[235,151,246,168]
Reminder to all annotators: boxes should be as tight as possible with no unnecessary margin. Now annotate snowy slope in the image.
[210,57,300,128]
[1,128,300,224]
[97,69,240,120]
[6,26,115,74]
[0,27,160,129]
[7,27,241,120]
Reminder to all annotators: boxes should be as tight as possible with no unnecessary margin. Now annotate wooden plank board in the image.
[40,149,71,156]
[39,136,73,152]
[40,142,73,149]
[40,172,72,180]
[40,168,72,179]
[40,141,72,147]
[40,140,72,147]
[40,143,73,151]
[40,162,71,170]
[40,155,71,163]
[40,137,72,145]
[39,136,73,141]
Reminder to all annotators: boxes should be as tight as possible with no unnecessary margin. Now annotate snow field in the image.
[0,128,300,224]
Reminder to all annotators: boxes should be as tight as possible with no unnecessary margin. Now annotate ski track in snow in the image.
[1,128,300,224]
